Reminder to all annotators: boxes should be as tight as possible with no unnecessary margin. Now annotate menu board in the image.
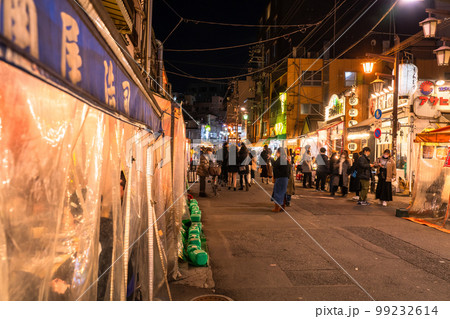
[422,145,435,159]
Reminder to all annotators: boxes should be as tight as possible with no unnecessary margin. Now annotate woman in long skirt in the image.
[271,148,290,212]
[375,149,396,207]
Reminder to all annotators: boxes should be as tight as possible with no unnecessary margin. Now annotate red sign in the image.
[418,96,449,106]
[444,147,450,168]
[374,128,382,139]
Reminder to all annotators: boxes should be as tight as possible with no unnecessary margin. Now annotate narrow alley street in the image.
[177,180,450,301]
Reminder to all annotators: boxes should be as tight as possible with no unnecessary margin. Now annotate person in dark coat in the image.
[356,147,374,206]
[375,149,396,206]
[271,148,290,212]
[328,152,338,195]
[331,150,351,197]
[348,152,361,200]
[315,147,329,192]
[260,145,270,184]
[219,142,229,185]
[227,143,239,191]
[238,144,250,191]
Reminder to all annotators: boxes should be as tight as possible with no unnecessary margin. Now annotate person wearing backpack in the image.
[348,152,361,201]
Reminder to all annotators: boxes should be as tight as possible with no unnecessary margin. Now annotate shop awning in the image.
[347,117,376,132]
[0,0,162,132]
[317,121,343,131]
[414,126,450,143]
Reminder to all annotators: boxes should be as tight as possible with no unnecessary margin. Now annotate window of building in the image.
[302,71,322,86]
[345,71,357,87]
[301,104,320,115]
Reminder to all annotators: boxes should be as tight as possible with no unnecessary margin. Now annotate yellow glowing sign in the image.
[275,122,284,135]
[280,92,286,113]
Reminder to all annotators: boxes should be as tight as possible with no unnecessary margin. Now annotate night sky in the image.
[152,0,433,93]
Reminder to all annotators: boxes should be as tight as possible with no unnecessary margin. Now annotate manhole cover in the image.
[190,294,233,301]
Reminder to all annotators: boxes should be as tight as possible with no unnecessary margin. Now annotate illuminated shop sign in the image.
[325,94,345,121]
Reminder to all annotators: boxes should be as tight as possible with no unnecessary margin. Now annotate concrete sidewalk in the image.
[172,179,450,301]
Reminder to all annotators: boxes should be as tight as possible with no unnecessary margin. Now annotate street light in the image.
[419,13,440,38]
[371,76,385,94]
[362,60,375,74]
[434,41,450,66]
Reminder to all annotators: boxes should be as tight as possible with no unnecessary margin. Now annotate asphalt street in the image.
[171,179,450,301]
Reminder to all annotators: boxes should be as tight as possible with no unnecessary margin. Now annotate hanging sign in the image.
[349,96,359,106]
[398,63,418,96]
[0,0,162,131]
[348,143,357,151]
[325,94,345,121]
[348,120,358,127]
[374,109,382,119]
[374,128,382,139]
[348,108,358,117]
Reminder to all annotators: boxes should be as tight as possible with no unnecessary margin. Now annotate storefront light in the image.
[348,133,370,140]
[388,86,393,91]
[419,13,440,38]
[371,94,377,99]
[383,88,389,93]
[434,42,450,66]
[436,80,445,85]
[375,92,381,97]
[362,60,375,74]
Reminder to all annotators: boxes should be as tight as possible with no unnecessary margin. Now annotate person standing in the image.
[250,149,258,185]
[260,145,270,184]
[285,155,295,206]
[271,148,290,212]
[356,147,374,206]
[332,150,351,197]
[375,149,396,207]
[220,142,229,186]
[227,143,239,191]
[301,147,313,188]
[315,147,329,192]
[348,152,361,201]
[238,144,250,191]
[267,148,274,184]
[197,147,211,197]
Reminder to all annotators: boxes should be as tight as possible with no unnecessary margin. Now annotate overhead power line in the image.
[183,18,318,28]
[164,27,312,52]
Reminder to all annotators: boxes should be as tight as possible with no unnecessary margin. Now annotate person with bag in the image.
[197,147,210,197]
[238,144,250,191]
[356,147,375,206]
[348,152,361,201]
[301,147,313,188]
[375,149,396,207]
[271,148,290,212]
[315,147,329,192]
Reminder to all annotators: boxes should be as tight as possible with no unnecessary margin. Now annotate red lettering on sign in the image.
[440,97,449,105]
[429,96,439,106]
[419,96,428,106]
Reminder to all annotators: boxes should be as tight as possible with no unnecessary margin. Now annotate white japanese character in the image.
[122,81,130,113]
[104,60,116,108]
[61,12,82,84]
[3,0,39,58]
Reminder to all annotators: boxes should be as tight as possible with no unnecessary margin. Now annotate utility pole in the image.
[392,35,401,162]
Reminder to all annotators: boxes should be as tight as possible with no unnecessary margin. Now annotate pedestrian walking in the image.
[197,147,211,197]
[220,142,229,186]
[271,148,290,212]
[375,149,396,207]
[285,156,295,207]
[301,147,313,188]
[348,152,361,201]
[315,147,329,192]
[267,148,274,183]
[227,143,239,191]
[356,147,374,205]
[260,145,270,184]
[250,149,258,185]
[238,144,250,191]
[331,150,351,197]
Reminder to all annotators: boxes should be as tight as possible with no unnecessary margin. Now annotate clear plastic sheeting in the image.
[409,142,450,231]
[0,61,186,300]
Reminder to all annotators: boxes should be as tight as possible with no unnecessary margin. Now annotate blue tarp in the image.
[0,0,161,131]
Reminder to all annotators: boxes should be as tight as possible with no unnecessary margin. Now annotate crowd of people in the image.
[195,143,397,211]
